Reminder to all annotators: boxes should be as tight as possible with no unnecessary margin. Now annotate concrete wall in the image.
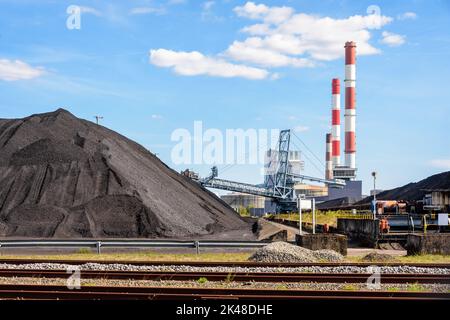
[406,234,450,255]
[337,218,379,247]
[295,234,347,255]
[321,180,363,202]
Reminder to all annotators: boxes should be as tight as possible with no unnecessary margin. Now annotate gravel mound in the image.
[312,249,345,262]
[361,252,399,263]
[0,109,250,238]
[249,242,344,263]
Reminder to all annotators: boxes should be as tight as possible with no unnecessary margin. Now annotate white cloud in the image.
[233,3,393,61]
[294,125,310,132]
[79,6,102,16]
[149,2,403,79]
[203,1,215,11]
[130,7,166,15]
[397,12,417,20]
[0,59,45,81]
[151,114,163,120]
[234,2,269,20]
[430,159,450,170]
[168,0,187,4]
[234,2,294,24]
[381,31,406,47]
[225,37,315,67]
[149,49,269,80]
[201,1,224,22]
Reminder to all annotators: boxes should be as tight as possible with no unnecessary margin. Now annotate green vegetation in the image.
[77,248,92,254]
[197,277,208,284]
[1,250,449,264]
[225,273,235,283]
[397,254,450,264]
[237,205,256,217]
[346,254,450,264]
[0,251,252,262]
[238,206,250,217]
[277,210,351,227]
[407,283,426,292]
[342,284,358,291]
[83,282,97,287]
[387,287,400,292]
[275,284,288,290]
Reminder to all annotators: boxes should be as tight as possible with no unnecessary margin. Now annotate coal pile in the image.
[0,109,251,238]
[316,197,359,210]
[357,171,450,204]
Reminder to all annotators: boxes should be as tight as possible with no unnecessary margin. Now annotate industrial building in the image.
[294,184,328,198]
[221,192,265,212]
[423,189,450,211]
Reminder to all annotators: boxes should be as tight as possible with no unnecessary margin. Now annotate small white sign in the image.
[438,213,449,226]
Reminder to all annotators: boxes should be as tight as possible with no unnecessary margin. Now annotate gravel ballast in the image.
[0,262,448,275]
[0,277,447,293]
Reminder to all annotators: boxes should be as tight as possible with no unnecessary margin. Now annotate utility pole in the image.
[298,194,305,236]
[372,171,377,216]
[94,115,103,125]
[312,198,316,234]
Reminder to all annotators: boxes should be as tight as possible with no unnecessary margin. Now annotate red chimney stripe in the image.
[332,78,340,94]
[345,132,356,153]
[345,42,356,65]
[332,109,340,125]
[345,87,355,109]
[332,140,340,156]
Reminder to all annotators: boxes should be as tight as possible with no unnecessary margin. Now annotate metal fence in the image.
[0,239,277,254]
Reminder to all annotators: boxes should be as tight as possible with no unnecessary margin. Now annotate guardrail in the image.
[337,214,374,220]
[0,240,276,254]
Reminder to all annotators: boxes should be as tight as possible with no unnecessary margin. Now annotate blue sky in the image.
[0,0,449,195]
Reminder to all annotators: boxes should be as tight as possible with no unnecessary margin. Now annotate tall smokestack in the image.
[344,41,356,169]
[325,133,333,180]
[331,78,341,167]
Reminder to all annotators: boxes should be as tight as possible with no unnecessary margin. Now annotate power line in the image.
[218,135,273,175]
[290,139,324,177]
[291,130,325,168]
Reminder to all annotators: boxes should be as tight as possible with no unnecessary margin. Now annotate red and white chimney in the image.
[331,78,341,167]
[325,133,333,180]
[344,41,356,169]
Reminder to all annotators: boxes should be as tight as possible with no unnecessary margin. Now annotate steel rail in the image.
[1,258,449,269]
[0,269,448,284]
[0,284,448,300]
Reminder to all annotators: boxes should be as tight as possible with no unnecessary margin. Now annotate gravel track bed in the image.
[0,277,448,293]
[0,263,449,275]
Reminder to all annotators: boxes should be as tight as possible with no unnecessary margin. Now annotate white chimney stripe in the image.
[345,65,356,80]
[332,95,340,109]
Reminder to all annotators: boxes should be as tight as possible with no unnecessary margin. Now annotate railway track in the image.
[0,259,448,300]
[0,269,448,284]
[0,284,448,300]
[1,258,449,268]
